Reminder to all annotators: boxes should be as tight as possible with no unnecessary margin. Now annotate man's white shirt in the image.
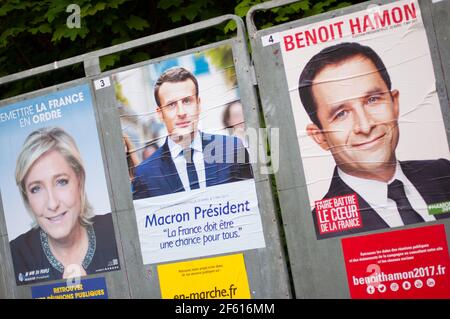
[167,132,206,191]
[338,162,435,227]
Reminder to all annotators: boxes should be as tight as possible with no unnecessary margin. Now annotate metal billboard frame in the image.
[0,15,291,298]
[246,0,450,298]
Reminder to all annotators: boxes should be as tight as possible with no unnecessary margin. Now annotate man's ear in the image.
[156,106,164,122]
[391,89,400,119]
[306,123,329,151]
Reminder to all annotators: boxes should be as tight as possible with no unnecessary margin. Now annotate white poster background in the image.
[279,0,450,208]
[134,180,265,264]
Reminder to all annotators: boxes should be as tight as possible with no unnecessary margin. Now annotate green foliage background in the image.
[0,0,362,98]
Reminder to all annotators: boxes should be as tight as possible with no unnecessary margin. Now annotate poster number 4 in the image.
[262,33,280,47]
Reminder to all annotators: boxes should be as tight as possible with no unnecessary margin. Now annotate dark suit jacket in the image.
[132,132,253,199]
[10,213,120,285]
[313,159,450,239]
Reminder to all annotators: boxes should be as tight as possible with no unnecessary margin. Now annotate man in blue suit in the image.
[298,42,450,239]
[132,67,252,199]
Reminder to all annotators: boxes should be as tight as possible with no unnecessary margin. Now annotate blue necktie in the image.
[184,148,199,190]
[388,179,424,225]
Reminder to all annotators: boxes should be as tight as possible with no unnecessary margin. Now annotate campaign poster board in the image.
[113,44,265,264]
[0,84,120,285]
[278,0,450,239]
[342,224,450,299]
[157,253,251,299]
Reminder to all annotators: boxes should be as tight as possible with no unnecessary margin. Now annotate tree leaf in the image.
[51,25,89,42]
[71,26,89,40]
[130,52,151,63]
[126,15,150,30]
[101,12,118,26]
[107,0,131,9]
[291,0,310,12]
[45,2,70,23]
[157,0,183,10]
[274,16,290,23]
[0,3,15,17]
[100,54,120,71]
[0,27,27,47]
[168,10,183,23]
[28,24,52,35]
[111,37,129,46]
[234,0,253,17]
[83,2,107,17]
[224,20,237,34]
[184,4,200,21]
[0,1,34,17]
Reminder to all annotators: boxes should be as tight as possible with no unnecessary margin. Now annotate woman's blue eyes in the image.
[30,186,41,194]
[28,179,69,194]
[56,178,69,186]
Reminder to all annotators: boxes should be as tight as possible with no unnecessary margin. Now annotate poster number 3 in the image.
[94,77,111,90]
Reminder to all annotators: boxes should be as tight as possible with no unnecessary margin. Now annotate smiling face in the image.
[24,150,82,241]
[308,56,400,181]
[156,79,201,142]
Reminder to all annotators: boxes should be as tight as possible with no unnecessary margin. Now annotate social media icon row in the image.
[366,278,436,294]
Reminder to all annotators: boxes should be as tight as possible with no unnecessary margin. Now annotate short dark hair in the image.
[154,67,199,106]
[298,42,392,128]
[222,100,241,128]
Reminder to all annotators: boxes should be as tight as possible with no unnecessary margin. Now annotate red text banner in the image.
[342,225,450,299]
[315,194,362,235]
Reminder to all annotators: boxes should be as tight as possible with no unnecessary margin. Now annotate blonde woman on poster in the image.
[10,127,120,284]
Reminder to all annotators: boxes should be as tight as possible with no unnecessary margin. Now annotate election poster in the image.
[158,254,251,299]
[113,44,265,264]
[278,0,450,239]
[0,84,120,285]
[342,225,450,299]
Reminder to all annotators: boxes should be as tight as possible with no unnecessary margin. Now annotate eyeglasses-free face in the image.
[156,79,201,141]
[307,56,400,181]
[24,149,83,242]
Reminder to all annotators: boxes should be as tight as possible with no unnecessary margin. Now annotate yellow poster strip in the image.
[158,254,251,299]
